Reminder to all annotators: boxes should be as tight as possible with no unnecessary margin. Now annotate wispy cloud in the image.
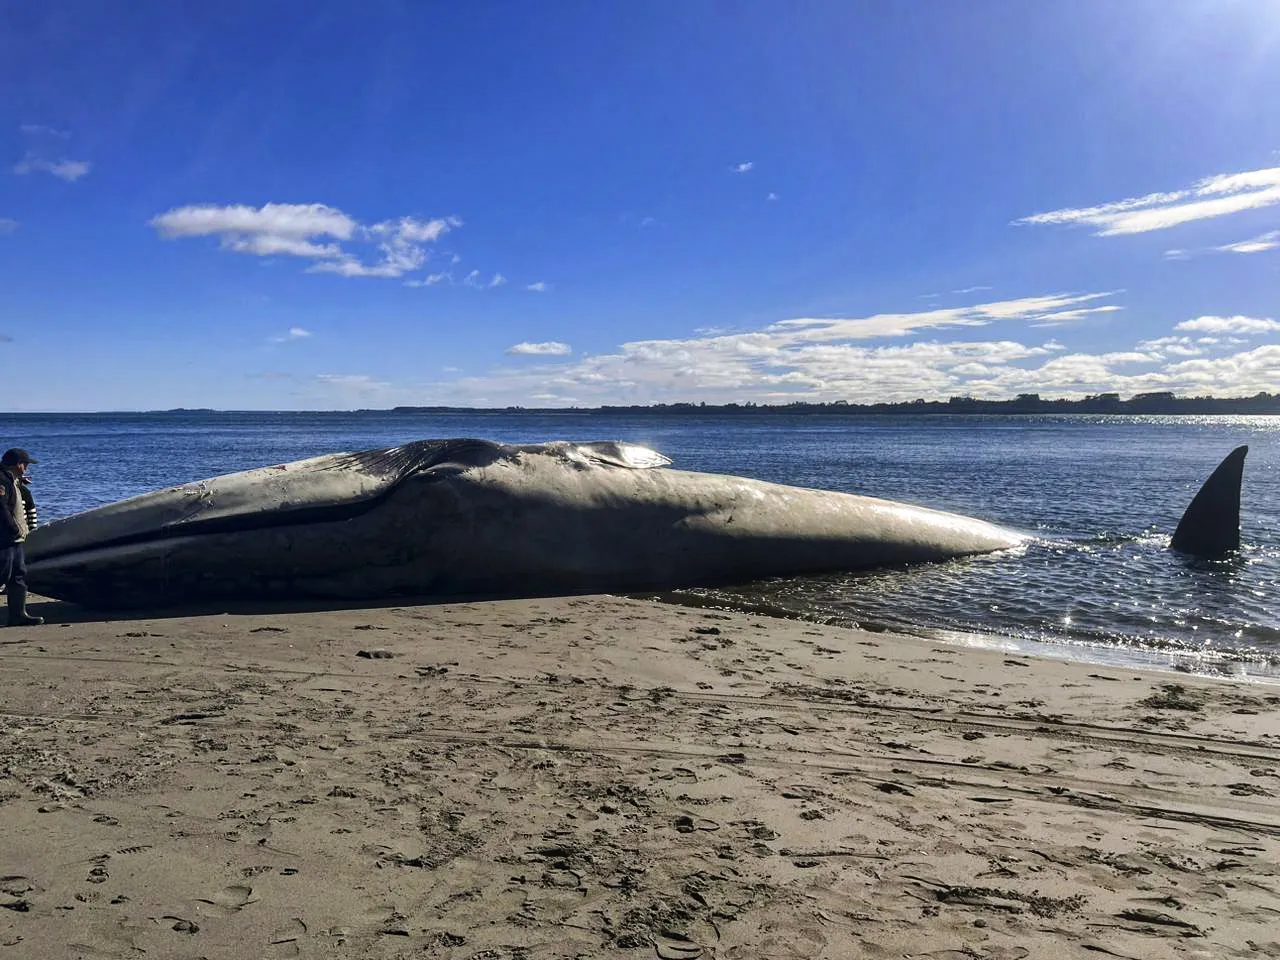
[768,292,1117,342]
[0,218,17,234]
[405,271,452,288]
[1016,166,1280,236]
[310,373,392,400]
[953,285,993,294]
[149,203,462,280]
[1029,305,1124,327]
[1174,315,1280,335]
[507,341,572,356]
[12,125,91,181]
[766,192,779,201]
[731,161,754,174]
[1217,231,1280,254]
[20,124,70,139]
[270,326,312,343]
[14,155,92,182]
[526,281,550,292]
[460,269,506,289]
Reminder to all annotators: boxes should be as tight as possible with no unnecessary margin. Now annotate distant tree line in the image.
[391,391,1280,416]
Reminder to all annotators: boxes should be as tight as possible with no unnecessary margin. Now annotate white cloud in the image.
[310,215,463,278]
[270,326,312,343]
[1163,249,1191,260]
[14,154,92,181]
[732,161,754,174]
[526,281,550,292]
[767,192,779,201]
[507,341,572,356]
[1136,335,1203,358]
[1017,166,1280,236]
[401,292,1127,407]
[371,216,455,244]
[953,285,993,294]
[315,291,1280,408]
[0,218,16,234]
[1217,231,1280,254]
[489,273,507,288]
[152,203,357,243]
[150,203,461,280]
[1174,315,1280,335]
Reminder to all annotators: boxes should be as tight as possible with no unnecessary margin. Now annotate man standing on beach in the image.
[1,448,44,627]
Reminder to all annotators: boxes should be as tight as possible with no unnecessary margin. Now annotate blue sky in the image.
[2,0,1279,411]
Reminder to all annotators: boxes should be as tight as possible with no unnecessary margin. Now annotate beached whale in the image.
[25,438,1031,609]
[24,439,1246,610]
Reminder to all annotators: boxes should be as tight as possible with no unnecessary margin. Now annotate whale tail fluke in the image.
[1170,445,1248,559]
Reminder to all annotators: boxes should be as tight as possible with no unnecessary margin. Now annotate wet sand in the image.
[2,593,1279,959]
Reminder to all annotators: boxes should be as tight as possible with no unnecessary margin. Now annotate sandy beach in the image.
[2,592,1278,959]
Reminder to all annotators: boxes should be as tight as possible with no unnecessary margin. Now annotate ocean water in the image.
[5,412,1278,676]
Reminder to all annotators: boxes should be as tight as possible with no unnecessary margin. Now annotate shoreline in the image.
[642,590,1280,684]
[3,592,1280,957]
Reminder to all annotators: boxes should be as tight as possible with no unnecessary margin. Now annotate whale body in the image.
[25,438,1027,609]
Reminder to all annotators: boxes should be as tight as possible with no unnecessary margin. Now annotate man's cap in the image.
[1,448,37,467]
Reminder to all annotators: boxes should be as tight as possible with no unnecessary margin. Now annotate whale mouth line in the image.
[33,493,399,563]
[32,437,509,564]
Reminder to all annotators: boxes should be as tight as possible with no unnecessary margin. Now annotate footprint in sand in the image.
[1,875,36,913]
[196,884,258,913]
[674,814,721,833]
[85,857,110,885]
[655,934,705,959]
[269,917,308,948]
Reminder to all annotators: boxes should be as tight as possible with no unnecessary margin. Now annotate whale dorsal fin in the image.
[1170,445,1247,559]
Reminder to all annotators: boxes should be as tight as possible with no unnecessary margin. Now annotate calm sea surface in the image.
[5,412,1278,677]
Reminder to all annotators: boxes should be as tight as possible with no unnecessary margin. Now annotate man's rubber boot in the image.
[6,585,44,626]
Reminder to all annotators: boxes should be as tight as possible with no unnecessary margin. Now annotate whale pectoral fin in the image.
[1170,445,1248,559]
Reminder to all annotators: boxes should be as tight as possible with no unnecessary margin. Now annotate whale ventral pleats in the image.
[1170,445,1248,560]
